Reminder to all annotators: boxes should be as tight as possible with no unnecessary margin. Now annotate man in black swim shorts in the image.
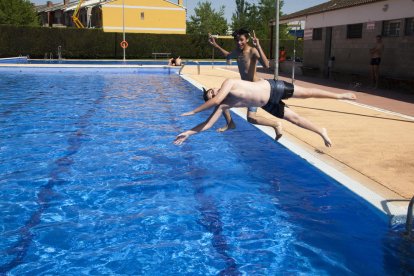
[370,57,381,66]
[261,79,294,119]
[208,29,283,139]
[369,35,384,88]
[174,78,357,147]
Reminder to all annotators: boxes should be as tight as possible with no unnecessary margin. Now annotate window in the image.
[382,20,401,37]
[140,12,145,20]
[405,18,414,36]
[312,28,322,40]
[347,23,363,38]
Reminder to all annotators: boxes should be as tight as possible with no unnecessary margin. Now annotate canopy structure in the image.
[65,0,109,11]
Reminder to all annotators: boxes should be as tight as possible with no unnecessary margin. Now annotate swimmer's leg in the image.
[217,109,236,132]
[283,108,332,147]
[247,109,283,141]
[294,85,356,100]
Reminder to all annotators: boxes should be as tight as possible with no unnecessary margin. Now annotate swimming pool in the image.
[28,60,231,66]
[0,69,413,274]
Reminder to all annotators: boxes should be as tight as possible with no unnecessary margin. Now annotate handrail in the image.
[57,46,62,60]
[195,60,200,75]
[179,60,200,75]
[405,196,414,238]
[178,63,185,75]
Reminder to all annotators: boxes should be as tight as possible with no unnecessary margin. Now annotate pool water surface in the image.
[0,70,413,275]
[0,58,232,66]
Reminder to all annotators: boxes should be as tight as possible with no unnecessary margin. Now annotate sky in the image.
[30,0,327,21]
[185,0,327,20]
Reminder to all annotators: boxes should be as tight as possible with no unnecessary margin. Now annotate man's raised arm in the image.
[208,33,231,58]
[252,30,269,68]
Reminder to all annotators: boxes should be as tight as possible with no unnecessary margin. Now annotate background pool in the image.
[23,58,232,66]
[0,70,413,275]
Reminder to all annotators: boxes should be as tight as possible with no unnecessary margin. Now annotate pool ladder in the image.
[179,60,200,75]
[44,52,53,62]
[57,46,62,60]
[405,195,414,238]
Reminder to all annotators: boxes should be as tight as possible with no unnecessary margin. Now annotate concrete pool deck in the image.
[180,65,414,219]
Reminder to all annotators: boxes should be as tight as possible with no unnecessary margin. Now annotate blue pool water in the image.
[0,70,413,275]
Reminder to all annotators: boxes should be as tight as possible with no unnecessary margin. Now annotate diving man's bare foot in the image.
[339,93,357,100]
[273,122,283,141]
[321,128,332,147]
[217,121,236,132]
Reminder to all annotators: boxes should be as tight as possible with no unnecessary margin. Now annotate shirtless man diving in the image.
[174,79,356,147]
[209,28,283,139]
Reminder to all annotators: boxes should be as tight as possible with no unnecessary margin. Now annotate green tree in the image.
[258,0,289,39]
[231,0,250,31]
[231,0,289,40]
[0,0,39,26]
[187,1,228,35]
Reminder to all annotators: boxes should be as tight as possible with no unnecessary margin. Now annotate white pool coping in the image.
[179,74,408,220]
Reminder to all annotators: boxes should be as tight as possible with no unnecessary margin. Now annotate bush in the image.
[0,25,274,59]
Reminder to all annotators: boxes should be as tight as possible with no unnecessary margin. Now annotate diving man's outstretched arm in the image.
[174,105,228,145]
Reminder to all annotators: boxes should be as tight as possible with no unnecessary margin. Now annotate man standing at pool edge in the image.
[369,35,384,89]
[208,28,283,139]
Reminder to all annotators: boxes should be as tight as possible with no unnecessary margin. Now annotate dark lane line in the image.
[0,91,105,274]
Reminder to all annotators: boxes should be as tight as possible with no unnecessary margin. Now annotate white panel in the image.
[66,0,110,11]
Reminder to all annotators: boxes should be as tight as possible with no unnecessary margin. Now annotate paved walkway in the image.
[180,65,414,214]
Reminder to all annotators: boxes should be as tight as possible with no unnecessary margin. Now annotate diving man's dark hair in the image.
[232,28,250,39]
[202,87,211,102]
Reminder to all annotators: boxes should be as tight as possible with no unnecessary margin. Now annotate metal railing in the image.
[179,60,200,75]
[57,46,62,60]
[405,196,414,238]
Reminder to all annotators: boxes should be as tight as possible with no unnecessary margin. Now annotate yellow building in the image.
[102,0,186,34]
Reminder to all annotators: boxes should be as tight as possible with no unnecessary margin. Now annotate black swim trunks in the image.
[370,57,381,65]
[261,79,294,118]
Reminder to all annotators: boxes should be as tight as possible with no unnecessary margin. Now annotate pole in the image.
[274,0,279,80]
[292,22,297,83]
[212,47,215,69]
[122,0,126,61]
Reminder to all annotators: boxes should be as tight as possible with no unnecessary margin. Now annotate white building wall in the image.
[282,0,414,86]
[305,0,414,28]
